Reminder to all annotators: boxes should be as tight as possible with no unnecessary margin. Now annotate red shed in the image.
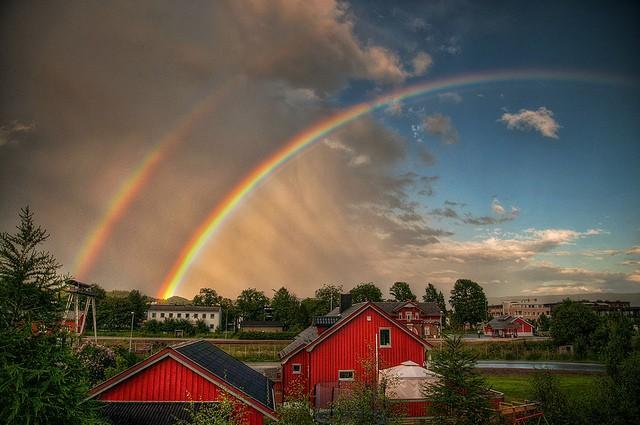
[280,300,432,412]
[484,315,534,337]
[88,340,277,425]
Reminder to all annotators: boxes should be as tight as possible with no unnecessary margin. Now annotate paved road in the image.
[476,360,605,372]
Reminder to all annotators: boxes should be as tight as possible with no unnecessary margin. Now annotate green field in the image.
[483,372,601,402]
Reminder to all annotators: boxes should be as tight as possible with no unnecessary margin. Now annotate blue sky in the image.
[1,0,638,298]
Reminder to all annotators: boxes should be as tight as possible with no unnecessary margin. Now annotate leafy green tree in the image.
[0,208,104,424]
[96,294,136,330]
[530,371,573,425]
[299,297,328,325]
[550,299,598,354]
[599,314,634,376]
[0,207,64,329]
[449,279,487,328]
[236,288,269,321]
[422,283,446,321]
[177,395,248,425]
[536,312,551,332]
[315,283,343,312]
[423,334,495,425]
[127,289,149,328]
[277,381,317,425]
[193,287,223,306]
[350,282,383,303]
[389,281,416,302]
[220,297,239,332]
[271,287,300,330]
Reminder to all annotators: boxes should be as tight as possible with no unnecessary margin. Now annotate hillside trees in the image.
[236,288,269,321]
[423,283,446,320]
[193,287,223,306]
[271,287,301,329]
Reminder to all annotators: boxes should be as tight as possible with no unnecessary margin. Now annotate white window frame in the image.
[338,370,355,381]
[406,311,413,321]
[379,328,392,348]
[292,364,302,375]
[415,312,419,320]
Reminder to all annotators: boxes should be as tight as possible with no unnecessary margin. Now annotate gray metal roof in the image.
[486,315,520,330]
[101,402,217,425]
[278,325,318,359]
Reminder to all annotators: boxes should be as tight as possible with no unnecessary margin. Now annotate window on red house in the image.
[338,370,354,381]
[292,364,301,374]
[380,328,391,347]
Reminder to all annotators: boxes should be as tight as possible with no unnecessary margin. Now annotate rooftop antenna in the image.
[64,279,97,341]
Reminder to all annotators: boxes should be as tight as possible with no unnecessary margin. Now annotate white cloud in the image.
[627,246,640,256]
[491,198,506,215]
[424,114,458,145]
[500,107,560,139]
[437,92,462,104]
[0,120,35,146]
[411,51,432,76]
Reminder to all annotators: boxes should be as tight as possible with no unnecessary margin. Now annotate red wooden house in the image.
[379,300,443,338]
[484,315,534,337]
[279,297,432,411]
[88,340,277,425]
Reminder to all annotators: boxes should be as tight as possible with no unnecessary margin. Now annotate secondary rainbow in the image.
[158,68,637,298]
[73,82,238,279]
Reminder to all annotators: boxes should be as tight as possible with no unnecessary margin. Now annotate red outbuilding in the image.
[279,296,433,412]
[88,340,277,425]
[484,315,534,337]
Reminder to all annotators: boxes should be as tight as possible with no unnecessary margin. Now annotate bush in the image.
[238,331,297,340]
[73,341,116,385]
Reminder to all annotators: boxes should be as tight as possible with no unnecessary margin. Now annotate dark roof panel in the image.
[101,402,216,425]
[279,325,318,359]
[174,340,274,410]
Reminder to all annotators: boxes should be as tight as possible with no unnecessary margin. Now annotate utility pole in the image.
[129,311,134,352]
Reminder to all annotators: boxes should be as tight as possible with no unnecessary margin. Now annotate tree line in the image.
[92,278,491,333]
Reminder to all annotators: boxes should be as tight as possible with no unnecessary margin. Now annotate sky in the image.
[1,0,639,300]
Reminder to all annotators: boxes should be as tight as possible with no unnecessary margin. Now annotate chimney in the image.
[339,293,352,314]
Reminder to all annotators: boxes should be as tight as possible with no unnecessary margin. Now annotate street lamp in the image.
[129,311,135,352]
[439,311,443,350]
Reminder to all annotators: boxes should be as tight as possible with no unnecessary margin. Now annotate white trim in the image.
[338,370,355,381]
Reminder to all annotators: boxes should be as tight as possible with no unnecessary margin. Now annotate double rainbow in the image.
[157,69,636,298]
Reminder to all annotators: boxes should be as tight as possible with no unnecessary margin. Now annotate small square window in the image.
[151,312,156,318]
[380,328,391,347]
[185,313,190,318]
[169,313,173,318]
[406,312,413,321]
[177,313,182,318]
[415,312,419,319]
[292,364,301,374]
[160,313,165,318]
[210,313,215,319]
[194,313,198,319]
[338,370,354,381]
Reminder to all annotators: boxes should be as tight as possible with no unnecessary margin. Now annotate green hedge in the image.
[237,331,297,340]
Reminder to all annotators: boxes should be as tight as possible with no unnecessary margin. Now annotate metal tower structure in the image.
[64,279,97,341]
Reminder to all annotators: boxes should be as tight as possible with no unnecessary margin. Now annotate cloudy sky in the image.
[1,0,639,299]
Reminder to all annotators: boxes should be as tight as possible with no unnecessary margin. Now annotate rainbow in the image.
[158,69,637,298]
[73,82,238,279]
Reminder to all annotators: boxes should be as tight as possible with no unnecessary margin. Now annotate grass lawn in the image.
[483,372,602,402]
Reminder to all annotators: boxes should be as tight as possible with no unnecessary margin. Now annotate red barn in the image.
[88,340,277,425]
[484,315,534,337]
[279,298,432,410]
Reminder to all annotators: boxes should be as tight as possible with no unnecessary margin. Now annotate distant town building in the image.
[146,304,221,331]
[239,320,285,333]
[551,300,640,318]
[484,315,534,337]
[502,298,553,320]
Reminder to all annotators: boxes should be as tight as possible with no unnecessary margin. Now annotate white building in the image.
[146,304,221,331]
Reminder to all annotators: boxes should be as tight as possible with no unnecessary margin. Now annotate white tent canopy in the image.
[379,361,440,400]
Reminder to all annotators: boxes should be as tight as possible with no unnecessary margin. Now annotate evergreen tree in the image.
[0,208,104,424]
[424,334,495,425]
[423,283,447,321]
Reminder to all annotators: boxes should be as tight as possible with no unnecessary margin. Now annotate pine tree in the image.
[424,334,496,425]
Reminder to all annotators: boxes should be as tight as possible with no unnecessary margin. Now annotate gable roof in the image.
[88,340,276,418]
[306,302,431,353]
[486,315,528,330]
